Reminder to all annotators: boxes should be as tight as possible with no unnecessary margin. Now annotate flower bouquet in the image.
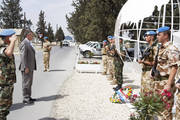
[129,89,172,120]
[110,86,133,103]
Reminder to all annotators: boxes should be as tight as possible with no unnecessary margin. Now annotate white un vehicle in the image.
[79,41,103,58]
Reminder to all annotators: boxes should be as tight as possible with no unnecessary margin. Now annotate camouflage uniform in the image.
[141,44,156,93]
[153,41,179,120]
[0,45,16,120]
[43,41,51,71]
[107,43,116,82]
[113,43,124,87]
[101,45,108,74]
[176,90,180,120]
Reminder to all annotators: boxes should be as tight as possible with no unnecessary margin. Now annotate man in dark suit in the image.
[19,30,37,104]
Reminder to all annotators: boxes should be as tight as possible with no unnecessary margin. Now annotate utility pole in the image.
[23,12,26,29]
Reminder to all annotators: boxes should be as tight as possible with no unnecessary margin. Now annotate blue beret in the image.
[44,36,48,39]
[0,29,15,37]
[103,40,107,43]
[112,36,115,39]
[144,31,156,36]
[157,26,170,33]
[107,35,112,39]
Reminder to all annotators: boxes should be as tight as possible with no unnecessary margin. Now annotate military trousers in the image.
[153,80,175,120]
[140,71,154,93]
[108,57,115,80]
[114,56,124,86]
[0,85,14,120]
[175,92,180,120]
[43,52,50,70]
[102,55,108,74]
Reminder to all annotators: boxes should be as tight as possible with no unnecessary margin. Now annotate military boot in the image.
[113,84,122,91]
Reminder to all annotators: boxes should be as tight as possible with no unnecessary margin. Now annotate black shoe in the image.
[23,100,34,104]
[113,85,122,91]
[29,97,37,101]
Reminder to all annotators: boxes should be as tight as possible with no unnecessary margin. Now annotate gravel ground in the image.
[51,62,142,120]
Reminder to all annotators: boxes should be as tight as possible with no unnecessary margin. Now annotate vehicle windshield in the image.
[89,43,96,47]
[86,41,91,45]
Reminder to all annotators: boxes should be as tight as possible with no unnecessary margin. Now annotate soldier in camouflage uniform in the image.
[106,36,113,80]
[107,37,116,85]
[0,30,17,120]
[153,26,179,120]
[175,82,180,120]
[43,37,52,72]
[113,38,125,91]
[101,40,108,75]
[138,31,157,93]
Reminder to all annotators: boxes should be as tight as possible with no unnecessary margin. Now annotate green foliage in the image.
[36,10,47,36]
[55,26,65,42]
[47,23,54,42]
[130,92,165,120]
[66,0,127,43]
[0,0,31,28]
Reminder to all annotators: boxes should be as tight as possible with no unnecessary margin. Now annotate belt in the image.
[154,75,169,81]
[102,54,107,55]
[142,66,152,72]
[43,51,49,52]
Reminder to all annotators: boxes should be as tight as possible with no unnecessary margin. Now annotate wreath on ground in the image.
[110,86,133,103]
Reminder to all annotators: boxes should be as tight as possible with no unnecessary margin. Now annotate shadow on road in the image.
[123,80,134,84]
[36,94,68,102]
[38,117,69,120]
[10,94,68,111]
[124,85,140,89]
[49,69,66,72]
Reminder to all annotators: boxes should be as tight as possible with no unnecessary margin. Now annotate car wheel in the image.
[83,51,91,58]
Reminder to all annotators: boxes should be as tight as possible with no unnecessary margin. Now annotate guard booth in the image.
[114,0,180,62]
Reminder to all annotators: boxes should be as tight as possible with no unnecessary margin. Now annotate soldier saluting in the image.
[0,29,17,120]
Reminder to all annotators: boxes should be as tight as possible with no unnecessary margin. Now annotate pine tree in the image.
[36,10,47,36]
[55,26,65,42]
[0,0,23,28]
[47,23,54,42]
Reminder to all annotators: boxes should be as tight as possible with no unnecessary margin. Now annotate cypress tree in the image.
[0,0,23,28]
[47,22,54,42]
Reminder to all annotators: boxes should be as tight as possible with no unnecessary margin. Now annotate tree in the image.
[66,0,127,43]
[47,22,54,42]
[55,26,65,42]
[0,0,32,29]
[36,10,47,36]
[23,12,32,29]
[36,10,47,47]
[0,0,23,28]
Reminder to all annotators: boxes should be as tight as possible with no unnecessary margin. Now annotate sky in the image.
[1,0,75,36]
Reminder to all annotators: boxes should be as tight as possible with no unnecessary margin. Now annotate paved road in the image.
[8,46,76,120]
